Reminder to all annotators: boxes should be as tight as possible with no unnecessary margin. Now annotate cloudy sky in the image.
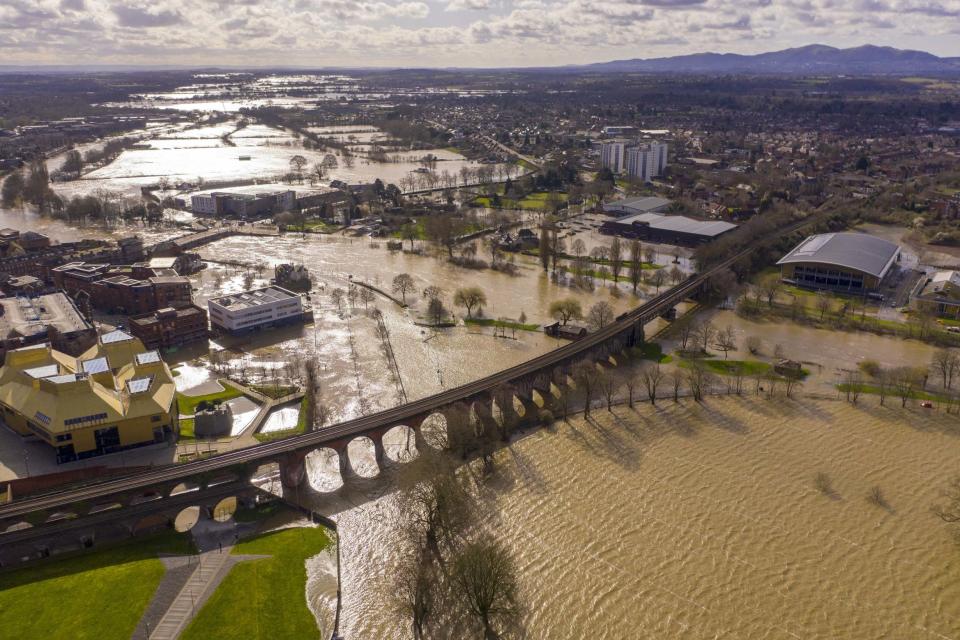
[1,0,959,68]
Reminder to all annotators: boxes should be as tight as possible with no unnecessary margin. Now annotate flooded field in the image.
[50,119,507,199]
[303,397,960,639]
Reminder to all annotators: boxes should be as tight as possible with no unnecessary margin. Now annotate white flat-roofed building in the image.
[207,286,308,336]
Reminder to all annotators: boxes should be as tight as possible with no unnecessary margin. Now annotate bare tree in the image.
[686,361,711,401]
[641,364,665,404]
[454,286,487,319]
[359,287,376,309]
[597,369,619,411]
[608,237,623,283]
[392,273,415,304]
[586,301,614,330]
[289,154,308,183]
[572,361,597,417]
[816,292,831,321]
[649,268,667,293]
[670,372,682,402]
[451,538,521,640]
[844,370,863,404]
[628,239,643,295]
[932,349,960,390]
[714,325,737,359]
[758,273,782,307]
[676,317,695,351]
[691,320,716,354]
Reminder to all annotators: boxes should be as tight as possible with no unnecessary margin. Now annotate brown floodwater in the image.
[299,397,960,639]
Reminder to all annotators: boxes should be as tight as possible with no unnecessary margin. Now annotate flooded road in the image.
[300,397,960,639]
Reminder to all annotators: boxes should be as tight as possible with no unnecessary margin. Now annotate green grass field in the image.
[181,527,330,640]
[0,531,193,640]
[474,190,566,211]
[632,342,673,364]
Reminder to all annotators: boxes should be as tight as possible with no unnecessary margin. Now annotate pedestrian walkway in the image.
[147,545,269,640]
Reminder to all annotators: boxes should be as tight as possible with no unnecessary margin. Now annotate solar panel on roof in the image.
[23,364,59,379]
[127,377,152,393]
[135,351,161,365]
[101,330,133,344]
[81,357,109,374]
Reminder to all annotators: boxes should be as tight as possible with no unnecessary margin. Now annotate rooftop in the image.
[776,232,901,279]
[604,196,672,213]
[0,293,92,341]
[614,212,737,237]
[209,286,299,311]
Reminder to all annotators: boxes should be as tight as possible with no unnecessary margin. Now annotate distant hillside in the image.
[583,45,960,76]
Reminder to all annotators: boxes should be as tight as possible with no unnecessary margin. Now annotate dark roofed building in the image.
[600,212,737,246]
[129,304,209,350]
[776,232,901,293]
[602,196,672,218]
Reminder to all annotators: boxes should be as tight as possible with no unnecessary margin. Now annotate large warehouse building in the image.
[599,212,737,246]
[776,232,901,293]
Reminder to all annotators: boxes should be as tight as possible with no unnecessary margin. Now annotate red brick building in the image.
[129,304,209,350]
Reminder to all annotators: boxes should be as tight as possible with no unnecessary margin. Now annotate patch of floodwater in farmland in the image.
[258,402,300,434]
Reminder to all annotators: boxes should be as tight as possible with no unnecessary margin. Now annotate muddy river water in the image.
[298,397,960,639]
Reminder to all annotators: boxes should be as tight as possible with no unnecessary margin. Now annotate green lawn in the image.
[181,527,330,640]
[464,317,540,332]
[177,383,244,415]
[632,341,673,363]
[677,357,807,378]
[180,417,196,439]
[474,190,566,211]
[254,395,309,443]
[250,384,299,399]
[0,531,193,640]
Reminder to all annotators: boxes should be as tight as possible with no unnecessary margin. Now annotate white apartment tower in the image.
[600,140,628,173]
[625,142,669,182]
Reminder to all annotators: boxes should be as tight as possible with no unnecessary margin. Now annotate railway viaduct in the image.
[0,241,759,565]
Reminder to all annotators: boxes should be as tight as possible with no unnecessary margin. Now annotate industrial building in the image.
[776,232,901,293]
[600,212,737,246]
[191,189,296,218]
[208,286,309,336]
[912,270,960,318]
[603,196,672,217]
[0,331,178,463]
[0,293,96,362]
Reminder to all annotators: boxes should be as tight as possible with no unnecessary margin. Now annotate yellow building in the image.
[0,329,178,463]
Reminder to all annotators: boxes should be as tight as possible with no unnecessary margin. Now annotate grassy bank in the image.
[177,382,243,415]
[464,317,540,332]
[254,395,309,443]
[181,527,330,640]
[632,341,673,364]
[0,531,193,640]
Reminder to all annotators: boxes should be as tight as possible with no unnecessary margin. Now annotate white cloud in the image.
[0,0,957,66]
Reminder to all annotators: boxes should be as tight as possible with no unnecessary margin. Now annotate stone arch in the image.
[416,412,447,450]
[345,436,379,478]
[173,505,202,532]
[3,520,32,534]
[87,502,123,515]
[169,481,201,497]
[212,496,238,522]
[382,424,419,463]
[304,447,344,493]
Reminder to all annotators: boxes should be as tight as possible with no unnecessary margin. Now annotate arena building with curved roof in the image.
[776,232,901,293]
